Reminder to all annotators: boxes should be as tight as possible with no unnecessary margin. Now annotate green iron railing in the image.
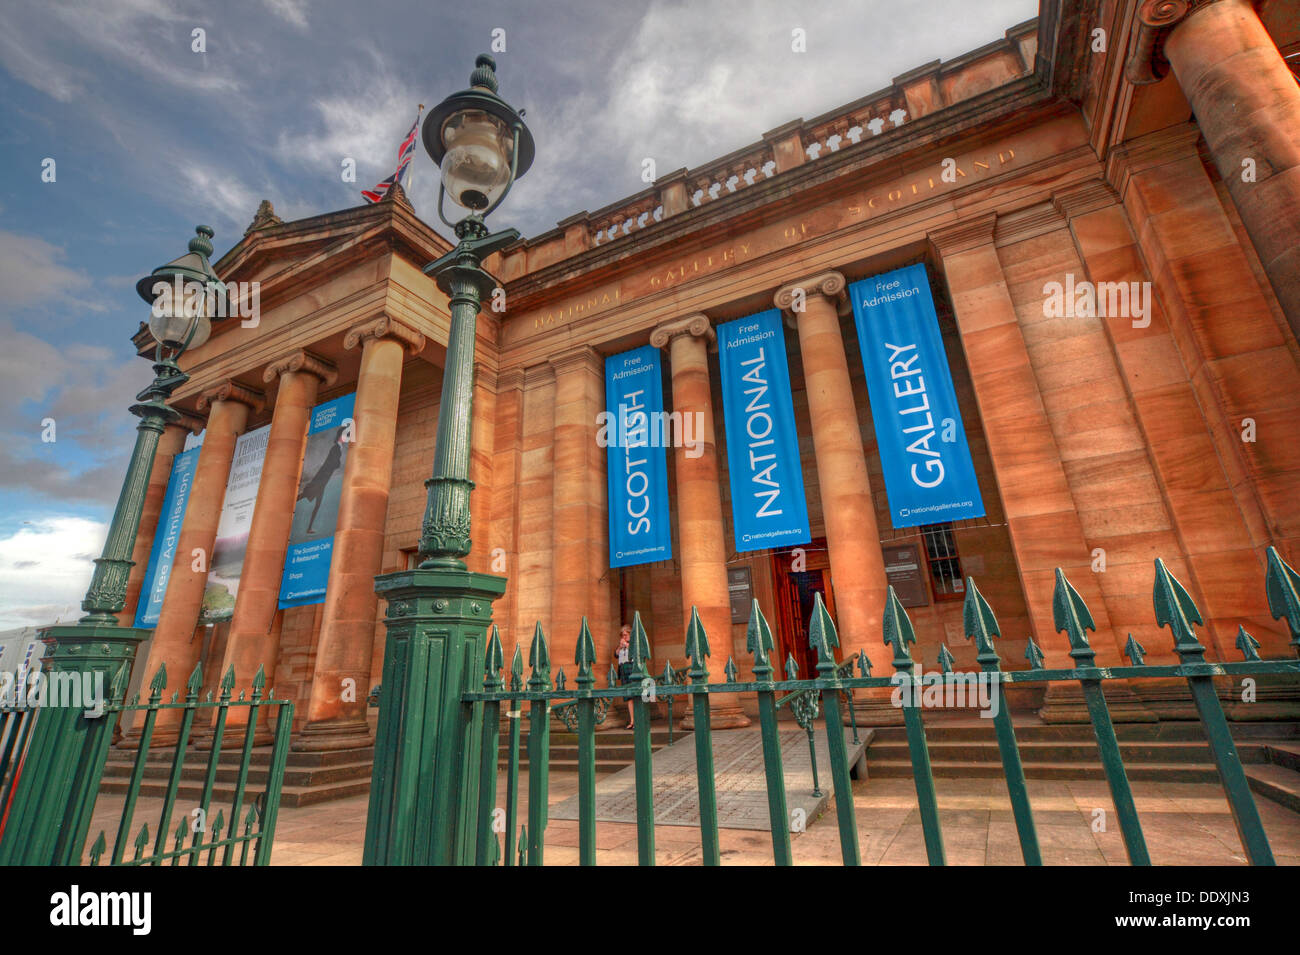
[454,548,1300,866]
[0,658,292,867]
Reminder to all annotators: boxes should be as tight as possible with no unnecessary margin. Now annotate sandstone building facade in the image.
[117,0,1300,752]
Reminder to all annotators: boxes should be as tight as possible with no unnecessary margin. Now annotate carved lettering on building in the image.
[532,288,622,329]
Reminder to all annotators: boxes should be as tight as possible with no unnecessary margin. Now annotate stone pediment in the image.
[212,194,459,315]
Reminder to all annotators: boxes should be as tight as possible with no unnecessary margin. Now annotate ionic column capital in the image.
[196,380,265,414]
[649,313,714,349]
[1125,0,1225,85]
[169,411,207,435]
[928,213,998,259]
[774,271,848,326]
[343,315,426,356]
[262,349,338,388]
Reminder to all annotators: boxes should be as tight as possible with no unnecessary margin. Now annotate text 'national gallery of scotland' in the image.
[104,0,1300,788]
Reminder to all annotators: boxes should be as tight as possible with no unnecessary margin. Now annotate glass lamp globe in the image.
[148,281,211,350]
[439,109,515,211]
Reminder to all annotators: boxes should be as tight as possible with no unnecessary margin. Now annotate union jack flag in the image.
[361,111,421,203]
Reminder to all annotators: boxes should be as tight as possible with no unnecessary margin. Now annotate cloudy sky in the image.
[0,0,1036,629]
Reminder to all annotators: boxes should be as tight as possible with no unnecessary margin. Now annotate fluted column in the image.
[127,381,263,744]
[775,272,892,721]
[1130,0,1300,336]
[295,318,424,751]
[120,414,203,625]
[650,315,750,729]
[218,350,336,743]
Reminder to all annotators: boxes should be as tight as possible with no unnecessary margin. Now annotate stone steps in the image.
[99,744,375,808]
[1245,743,1300,813]
[865,720,1300,787]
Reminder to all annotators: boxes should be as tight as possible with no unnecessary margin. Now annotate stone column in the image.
[550,345,612,669]
[120,415,203,626]
[774,273,893,722]
[295,318,424,751]
[219,350,336,743]
[127,381,263,744]
[1131,0,1300,337]
[649,315,750,729]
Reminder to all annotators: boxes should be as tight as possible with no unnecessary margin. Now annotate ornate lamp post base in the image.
[363,566,506,865]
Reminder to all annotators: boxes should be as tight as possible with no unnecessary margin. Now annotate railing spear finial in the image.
[1265,546,1300,653]
[746,598,775,680]
[1235,625,1262,662]
[1153,558,1206,660]
[1052,568,1096,666]
[962,577,1001,668]
[883,585,917,672]
[809,591,839,677]
[528,622,552,690]
[485,624,505,690]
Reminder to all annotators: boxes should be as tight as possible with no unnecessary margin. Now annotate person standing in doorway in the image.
[616,623,635,729]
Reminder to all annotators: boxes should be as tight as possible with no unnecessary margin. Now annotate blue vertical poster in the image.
[848,263,985,528]
[134,446,200,628]
[717,310,811,552]
[604,346,672,567]
[279,393,355,608]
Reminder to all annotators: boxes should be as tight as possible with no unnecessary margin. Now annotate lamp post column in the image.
[0,355,187,865]
[364,234,506,866]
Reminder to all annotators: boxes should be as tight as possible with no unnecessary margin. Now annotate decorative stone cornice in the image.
[343,315,426,355]
[196,380,265,414]
[928,213,998,258]
[1124,0,1224,86]
[262,349,338,387]
[1104,124,1202,200]
[496,366,527,392]
[993,202,1067,247]
[773,271,847,317]
[1050,180,1121,221]
[549,344,603,376]
[649,313,715,349]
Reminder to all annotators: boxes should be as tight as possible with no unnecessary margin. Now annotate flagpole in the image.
[407,103,425,202]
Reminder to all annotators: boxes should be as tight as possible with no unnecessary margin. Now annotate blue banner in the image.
[279,392,355,608]
[848,264,985,528]
[717,310,811,552]
[604,346,672,568]
[134,446,200,628]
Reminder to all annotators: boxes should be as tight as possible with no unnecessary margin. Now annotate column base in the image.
[292,719,375,752]
[1038,681,1157,724]
[848,688,906,727]
[681,699,751,730]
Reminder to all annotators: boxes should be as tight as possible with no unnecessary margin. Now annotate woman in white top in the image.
[616,624,634,729]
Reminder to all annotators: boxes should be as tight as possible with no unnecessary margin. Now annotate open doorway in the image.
[770,540,837,679]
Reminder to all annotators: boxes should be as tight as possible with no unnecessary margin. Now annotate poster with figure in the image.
[200,425,271,622]
[278,393,355,608]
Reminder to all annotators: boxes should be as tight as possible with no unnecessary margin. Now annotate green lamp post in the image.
[0,226,223,865]
[364,54,533,866]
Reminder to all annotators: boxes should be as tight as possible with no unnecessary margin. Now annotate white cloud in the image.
[263,0,310,30]
[0,230,95,310]
[0,517,106,630]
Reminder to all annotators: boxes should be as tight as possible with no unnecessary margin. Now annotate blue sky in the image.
[0,0,1036,628]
